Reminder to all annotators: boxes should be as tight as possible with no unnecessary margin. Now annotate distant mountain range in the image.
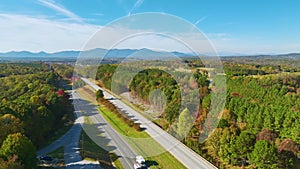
[0,48,190,61]
[0,48,300,62]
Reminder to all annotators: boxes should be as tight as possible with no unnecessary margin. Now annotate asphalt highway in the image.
[72,90,138,169]
[82,78,217,169]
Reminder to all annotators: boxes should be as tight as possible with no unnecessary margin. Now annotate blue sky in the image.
[0,0,300,55]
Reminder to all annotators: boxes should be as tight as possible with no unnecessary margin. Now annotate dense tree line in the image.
[96,64,118,89]
[199,65,300,168]
[0,63,50,77]
[221,55,300,71]
[0,63,74,168]
[96,64,209,125]
[51,63,74,79]
[95,61,300,168]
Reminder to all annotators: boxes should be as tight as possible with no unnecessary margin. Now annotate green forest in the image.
[0,63,73,169]
[94,58,300,169]
[1,59,299,169]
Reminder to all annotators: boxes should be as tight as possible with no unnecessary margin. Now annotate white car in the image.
[136,155,145,164]
[134,156,147,169]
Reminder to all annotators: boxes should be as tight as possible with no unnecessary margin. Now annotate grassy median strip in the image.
[77,85,98,104]
[80,117,124,169]
[48,146,64,160]
[99,106,186,169]
[77,86,186,168]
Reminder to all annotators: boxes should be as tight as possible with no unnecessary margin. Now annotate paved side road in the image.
[37,91,100,169]
[82,78,217,169]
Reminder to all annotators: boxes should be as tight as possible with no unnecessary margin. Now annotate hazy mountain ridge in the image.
[0,48,188,61]
[1,48,300,62]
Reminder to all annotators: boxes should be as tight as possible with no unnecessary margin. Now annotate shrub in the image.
[133,123,142,131]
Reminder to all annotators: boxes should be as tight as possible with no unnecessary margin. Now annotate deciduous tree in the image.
[0,114,24,144]
[248,140,278,169]
[0,133,36,169]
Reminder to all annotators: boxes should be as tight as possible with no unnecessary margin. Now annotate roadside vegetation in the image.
[48,146,64,161]
[37,146,65,168]
[0,63,74,168]
[97,91,142,132]
[88,57,300,169]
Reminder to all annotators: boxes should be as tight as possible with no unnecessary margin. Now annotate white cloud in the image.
[38,0,83,22]
[0,14,100,52]
[0,13,226,54]
[128,0,144,16]
[82,26,220,56]
[1,13,297,55]
[194,16,207,25]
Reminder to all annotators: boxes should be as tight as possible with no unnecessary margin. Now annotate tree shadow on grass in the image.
[145,160,159,167]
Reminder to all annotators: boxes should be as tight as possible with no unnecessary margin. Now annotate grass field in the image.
[48,146,64,160]
[38,147,65,169]
[100,106,186,169]
[77,85,98,104]
[80,117,123,169]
